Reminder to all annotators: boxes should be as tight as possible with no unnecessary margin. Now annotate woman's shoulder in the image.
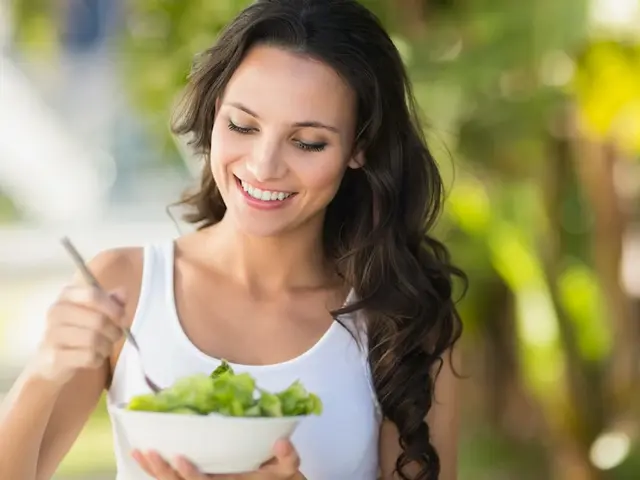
[85,245,152,382]
[86,234,182,284]
[86,246,144,289]
[83,246,147,329]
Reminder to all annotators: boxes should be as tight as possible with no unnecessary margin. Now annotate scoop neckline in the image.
[165,241,355,372]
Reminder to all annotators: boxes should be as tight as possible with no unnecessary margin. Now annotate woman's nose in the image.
[245,138,287,181]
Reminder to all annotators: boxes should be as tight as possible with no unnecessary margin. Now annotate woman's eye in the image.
[295,140,327,152]
[227,120,254,134]
[227,120,325,152]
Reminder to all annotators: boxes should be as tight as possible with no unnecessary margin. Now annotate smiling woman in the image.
[0,1,464,480]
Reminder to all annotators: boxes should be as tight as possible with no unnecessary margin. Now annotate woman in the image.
[0,1,464,479]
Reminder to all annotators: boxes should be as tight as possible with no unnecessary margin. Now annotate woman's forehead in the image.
[223,45,356,127]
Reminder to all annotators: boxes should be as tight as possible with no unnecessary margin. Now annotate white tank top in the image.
[106,241,382,480]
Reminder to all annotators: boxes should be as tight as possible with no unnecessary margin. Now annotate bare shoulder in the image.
[80,247,145,328]
[84,246,143,287]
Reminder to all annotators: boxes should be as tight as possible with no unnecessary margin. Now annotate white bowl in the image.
[109,404,304,473]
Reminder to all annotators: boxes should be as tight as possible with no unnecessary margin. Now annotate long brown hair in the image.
[171,1,465,478]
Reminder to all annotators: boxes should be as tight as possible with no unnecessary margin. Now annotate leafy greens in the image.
[125,360,323,417]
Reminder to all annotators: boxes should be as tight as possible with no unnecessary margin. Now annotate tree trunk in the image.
[539,106,608,479]
[571,134,638,413]
[550,436,604,480]
[480,278,542,439]
[391,0,427,38]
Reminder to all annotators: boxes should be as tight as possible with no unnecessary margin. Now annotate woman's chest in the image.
[174,284,342,367]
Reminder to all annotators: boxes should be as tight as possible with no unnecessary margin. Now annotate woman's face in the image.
[209,44,362,238]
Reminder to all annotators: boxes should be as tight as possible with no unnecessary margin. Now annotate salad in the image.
[125,361,323,417]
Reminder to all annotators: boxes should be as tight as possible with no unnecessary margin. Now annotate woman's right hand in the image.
[31,284,127,387]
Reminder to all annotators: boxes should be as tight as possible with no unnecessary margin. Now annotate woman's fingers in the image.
[131,450,161,478]
[174,456,215,479]
[131,450,186,480]
[132,446,300,479]
[259,439,300,476]
[275,438,300,473]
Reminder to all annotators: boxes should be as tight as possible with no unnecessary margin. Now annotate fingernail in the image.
[147,450,160,462]
[110,287,127,304]
[275,438,291,455]
[175,456,195,474]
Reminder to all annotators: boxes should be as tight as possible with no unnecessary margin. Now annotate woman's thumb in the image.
[109,287,127,306]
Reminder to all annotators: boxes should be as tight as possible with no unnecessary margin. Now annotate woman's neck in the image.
[201,216,335,295]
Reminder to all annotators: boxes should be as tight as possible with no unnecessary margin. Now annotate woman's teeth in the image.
[240,180,293,201]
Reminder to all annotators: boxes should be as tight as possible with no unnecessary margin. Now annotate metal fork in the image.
[60,237,163,393]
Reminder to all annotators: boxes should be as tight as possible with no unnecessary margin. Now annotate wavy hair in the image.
[171,1,465,478]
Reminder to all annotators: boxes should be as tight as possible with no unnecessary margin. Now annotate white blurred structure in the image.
[0,57,113,224]
[590,0,640,37]
[0,0,116,225]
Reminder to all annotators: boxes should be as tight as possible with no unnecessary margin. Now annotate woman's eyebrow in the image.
[226,102,340,133]
[293,120,339,133]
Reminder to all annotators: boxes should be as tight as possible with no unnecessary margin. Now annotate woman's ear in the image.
[348,149,365,169]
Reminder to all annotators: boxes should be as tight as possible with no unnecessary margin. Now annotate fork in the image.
[60,237,163,394]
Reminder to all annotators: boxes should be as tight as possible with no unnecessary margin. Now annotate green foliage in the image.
[573,39,640,153]
[11,0,59,55]
[118,0,253,159]
[0,192,20,223]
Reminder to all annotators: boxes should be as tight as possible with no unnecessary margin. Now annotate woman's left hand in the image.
[131,438,304,480]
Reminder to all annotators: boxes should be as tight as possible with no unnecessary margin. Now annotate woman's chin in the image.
[226,202,325,239]
[231,216,293,238]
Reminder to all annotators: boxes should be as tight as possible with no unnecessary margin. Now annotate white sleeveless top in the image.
[106,241,382,480]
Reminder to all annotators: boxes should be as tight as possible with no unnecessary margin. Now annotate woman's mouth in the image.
[234,175,297,209]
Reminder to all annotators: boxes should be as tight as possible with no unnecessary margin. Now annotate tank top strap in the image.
[338,290,383,421]
[128,240,176,335]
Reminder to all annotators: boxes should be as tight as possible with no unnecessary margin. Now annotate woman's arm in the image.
[0,361,110,480]
[0,248,141,480]
[379,345,461,480]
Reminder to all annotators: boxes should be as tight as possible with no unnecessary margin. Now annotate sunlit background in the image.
[1,0,639,479]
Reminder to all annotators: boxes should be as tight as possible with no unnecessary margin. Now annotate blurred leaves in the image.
[12,0,60,56]
[0,193,20,223]
[118,0,253,153]
[574,40,640,153]
[558,262,611,362]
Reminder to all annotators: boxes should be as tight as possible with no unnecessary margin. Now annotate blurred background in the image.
[1,0,639,479]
